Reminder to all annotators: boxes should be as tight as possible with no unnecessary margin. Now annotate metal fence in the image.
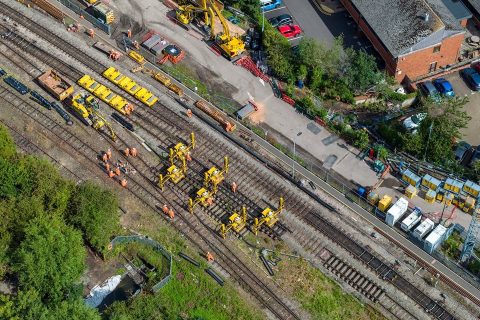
[110,235,172,292]
[56,0,111,35]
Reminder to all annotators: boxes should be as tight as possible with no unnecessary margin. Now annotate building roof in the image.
[464,0,480,14]
[441,0,471,20]
[349,0,465,57]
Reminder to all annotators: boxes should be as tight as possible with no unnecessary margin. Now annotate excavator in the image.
[175,0,245,59]
[70,92,117,141]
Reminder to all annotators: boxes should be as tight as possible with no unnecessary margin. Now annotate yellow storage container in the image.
[463,180,480,198]
[378,195,392,212]
[444,178,464,194]
[405,185,417,199]
[425,189,436,204]
[443,193,454,206]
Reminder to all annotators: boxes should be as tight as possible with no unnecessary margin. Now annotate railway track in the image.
[0,3,465,319]
[0,81,300,320]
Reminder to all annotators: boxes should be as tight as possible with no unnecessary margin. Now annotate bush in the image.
[0,125,16,159]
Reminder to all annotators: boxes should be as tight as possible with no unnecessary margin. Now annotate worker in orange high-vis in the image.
[108,170,115,178]
[186,109,193,117]
[186,151,192,162]
[115,166,121,176]
[102,153,108,163]
[105,162,110,172]
[130,147,137,157]
[120,179,127,187]
[124,148,130,157]
[231,182,237,193]
[88,29,95,38]
[162,204,169,215]
[168,209,175,220]
[206,251,214,262]
[106,148,112,159]
[127,29,132,38]
[206,197,213,206]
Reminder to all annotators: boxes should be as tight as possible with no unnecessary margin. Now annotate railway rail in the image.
[0,2,466,319]
[0,81,300,320]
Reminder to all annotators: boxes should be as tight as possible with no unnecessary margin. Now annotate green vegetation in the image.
[68,182,120,254]
[441,230,463,260]
[378,97,471,165]
[0,124,109,319]
[105,229,264,320]
[276,258,385,320]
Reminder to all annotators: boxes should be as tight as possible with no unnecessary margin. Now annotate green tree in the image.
[342,48,383,93]
[68,182,120,253]
[13,216,86,303]
[376,146,389,161]
[352,129,370,150]
[0,289,48,320]
[297,37,344,78]
[49,299,100,320]
[0,125,16,159]
[263,28,294,81]
[473,159,480,177]
[420,97,470,163]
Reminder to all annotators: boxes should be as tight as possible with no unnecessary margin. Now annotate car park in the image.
[403,113,427,131]
[418,81,441,102]
[268,14,293,28]
[454,141,471,162]
[278,25,302,39]
[260,0,282,11]
[433,78,455,97]
[460,67,480,91]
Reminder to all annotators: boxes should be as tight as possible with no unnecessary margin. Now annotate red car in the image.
[277,25,302,38]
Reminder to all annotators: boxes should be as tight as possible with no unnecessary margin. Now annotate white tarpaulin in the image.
[85,275,122,308]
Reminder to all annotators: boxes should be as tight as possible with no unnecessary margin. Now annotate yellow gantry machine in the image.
[170,132,195,165]
[220,206,247,239]
[253,197,285,235]
[158,132,195,190]
[189,156,229,213]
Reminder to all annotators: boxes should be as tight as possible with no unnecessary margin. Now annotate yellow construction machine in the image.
[253,197,284,235]
[69,92,116,141]
[175,0,209,26]
[170,132,195,165]
[220,206,247,239]
[204,156,228,193]
[188,187,214,213]
[158,157,187,190]
[207,0,245,59]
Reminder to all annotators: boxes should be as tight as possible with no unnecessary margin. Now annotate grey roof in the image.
[349,0,465,57]
[464,0,480,14]
[440,0,471,20]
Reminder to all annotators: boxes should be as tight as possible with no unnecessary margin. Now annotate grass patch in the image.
[276,258,386,320]
[441,230,462,260]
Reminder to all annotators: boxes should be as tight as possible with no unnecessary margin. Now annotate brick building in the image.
[340,0,470,83]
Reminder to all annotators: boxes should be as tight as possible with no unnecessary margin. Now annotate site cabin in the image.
[424,224,448,254]
[385,197,409,226]
[413,218,435,240]
[37,69,74,101]
[400,207,422,232]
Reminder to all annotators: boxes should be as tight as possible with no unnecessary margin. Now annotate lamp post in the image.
[292,131,303,180]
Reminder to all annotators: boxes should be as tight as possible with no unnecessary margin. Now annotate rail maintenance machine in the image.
[253,197,285,235]
[158,157,187,190]
[220,206,248,239]
[170,132,195,165]
[189,155,229,214]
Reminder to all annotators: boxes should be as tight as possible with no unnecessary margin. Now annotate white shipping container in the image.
[401,208,422,232]
[424,224,448,254]
[413,218,435,240]
[385,197,409,226]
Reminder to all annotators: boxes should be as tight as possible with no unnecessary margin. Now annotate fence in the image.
[110,235,172,292]
[56,0,111,35]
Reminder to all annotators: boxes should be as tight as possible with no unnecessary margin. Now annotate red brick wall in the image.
[395,33,464,81]
[340,0,464,82]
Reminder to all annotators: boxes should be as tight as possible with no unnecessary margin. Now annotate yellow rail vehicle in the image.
[220,206,247,239]
[118,77,141,95]
[78,75,100,93]
[128,51,145,65]
[134,87,158,107]
[170,132,195,165]
[253,197,284,235]
[103,66,125,85]
[158,157,187,190]
[189,187,214,214]
[204,156,228,193]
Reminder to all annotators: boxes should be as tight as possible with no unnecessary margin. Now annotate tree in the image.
[419,97,470,164]
[68,182,120,253]
[13,216,86,303]
[263,28,294,81]
[342,48,383,93]
[0,125,16,159]
[49,299,100,320]
[297,37,344,78]
[0,289,48,320]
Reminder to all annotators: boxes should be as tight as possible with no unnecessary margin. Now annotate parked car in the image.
[433,78,455,97]
[278,25,302,38]
[460,67,480,91]
[268,14,293,27]
[260,0,282,11]
[469,145,480,167]
[403,112,427,131]
[418,81,441,103]
[454,141,471,162]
